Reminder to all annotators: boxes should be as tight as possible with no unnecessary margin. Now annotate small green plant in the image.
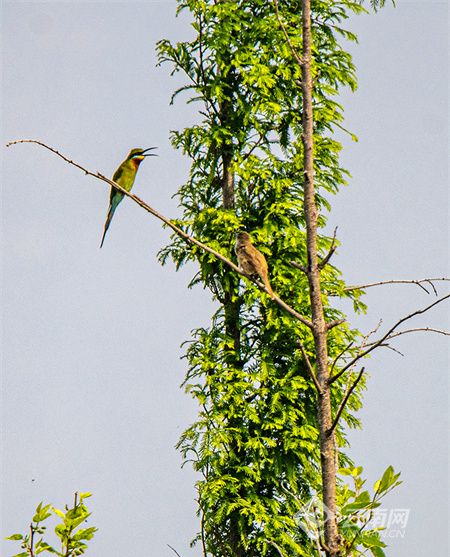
[338,466,402,557]
[6,492,96,557]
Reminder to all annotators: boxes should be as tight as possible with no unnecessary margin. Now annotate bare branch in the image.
[327,318,345,330]
[273,0,304,67]
[342,278,450,296]
[377,343,405,357]
[372,327,450,344]
[6,139,313,329]
[329,320,379,384]
[330,294,450,381]
[318,227,338,270]
[329,341,354,375]
[290,260,308,274]
[328,368,365,434]
[167,545,183,557]
[271,292,313,327]
[298,339,322,393]
[29,524,36,557]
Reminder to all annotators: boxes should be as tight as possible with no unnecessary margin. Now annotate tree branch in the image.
[290,260,308,274]
[329,341,354,375]
[326,318,345,330]
[329,294,450,383]
[328,368,364,434]
[342,278,450,296]
[318,227,338,270]
[298,339,322,393]
[370,327,450,344]
[273,0,304,67]
[6,139,313,328]
[167,545,183,557]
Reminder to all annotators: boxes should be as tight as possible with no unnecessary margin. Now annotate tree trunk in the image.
[300,1,341,555]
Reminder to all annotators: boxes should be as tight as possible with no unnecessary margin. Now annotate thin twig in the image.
[342,278,450,296]
[264,539,287,557]
[367,327,450,348]
[290,260,308,274]
[318,226,338,270]
[6,139,313,328]
[371,327,450,344]
[377,343,405,357]
[328,368,364,434]
[167,544,183,557]
[298,339,322,393]
[329,294,450,383]
[329,320,379,384]
[329,341,354,375]
[29,524,36,557]
[327,318,345,330]
[273,0,304,67]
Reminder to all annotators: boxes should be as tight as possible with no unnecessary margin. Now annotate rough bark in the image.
[300,1,341,555]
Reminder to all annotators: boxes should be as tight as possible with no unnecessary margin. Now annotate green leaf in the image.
[78,492,92,500]
[52,507,65,519]
[33,503,52,523]
[375,465,401,494]
[6,534,23,541]
[369,547,387,557]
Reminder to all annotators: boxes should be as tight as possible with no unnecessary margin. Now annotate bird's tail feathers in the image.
[263,279,276,299]
[99,205,116,248]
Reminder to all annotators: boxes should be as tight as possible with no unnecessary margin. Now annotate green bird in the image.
[100,147,157,248]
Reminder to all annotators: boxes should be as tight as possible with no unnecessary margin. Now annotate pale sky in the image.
[1,1,448,556]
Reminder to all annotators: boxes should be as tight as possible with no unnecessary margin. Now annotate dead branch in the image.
[298,339,322,393]
[318,227,338,270]
[329,321,380,384]
[370,327,450,344]
[327,318,346,330]
[290,260,308,274]
[328,368,364,434]
[167,545,183,557]
[6,139,313,328]
[342,278,450,296]
[329,294,450,384]
[377,343,405,357]
[329,341,354,375]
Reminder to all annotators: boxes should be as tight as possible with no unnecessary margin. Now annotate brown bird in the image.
[234,231,274,298]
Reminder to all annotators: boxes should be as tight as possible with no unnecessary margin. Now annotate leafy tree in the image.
[155,1,408,556]
[7,1,447,556]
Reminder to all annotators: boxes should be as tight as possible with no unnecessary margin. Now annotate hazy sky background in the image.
[1,1,448,556]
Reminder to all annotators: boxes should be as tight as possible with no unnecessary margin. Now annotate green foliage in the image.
[338,466,402,556]
[158,1,397,555]
[7,493,96,557]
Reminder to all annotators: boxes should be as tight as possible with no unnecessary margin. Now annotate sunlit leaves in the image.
[7,493,96,557]
[157,1,394,556]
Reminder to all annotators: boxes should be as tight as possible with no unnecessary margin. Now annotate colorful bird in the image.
[100,147,157,248]
[234,231,275,298]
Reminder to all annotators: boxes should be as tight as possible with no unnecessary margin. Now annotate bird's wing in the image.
[112,165,124,183]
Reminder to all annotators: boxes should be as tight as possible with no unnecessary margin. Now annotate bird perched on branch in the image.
[234,231,274,298]
[100,147,157,248]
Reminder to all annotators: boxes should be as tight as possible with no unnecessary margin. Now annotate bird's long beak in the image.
[142,147,158,157]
